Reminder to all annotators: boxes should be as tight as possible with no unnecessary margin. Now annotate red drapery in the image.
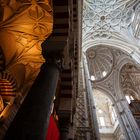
[46,115,60,140]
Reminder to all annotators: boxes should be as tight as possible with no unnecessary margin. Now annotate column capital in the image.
[41,35,65,70]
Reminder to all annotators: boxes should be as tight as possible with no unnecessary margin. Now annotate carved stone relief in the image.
[86,46,114,82]
[83,0,136,40]
[120,64,140,99]
[0,0,53,92]
[0,1,53,138]
[85,46,140,139]
[87,46,136,100]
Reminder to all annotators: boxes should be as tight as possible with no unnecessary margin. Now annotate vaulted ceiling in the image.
[83,0,138,41]
[82,0,140,79]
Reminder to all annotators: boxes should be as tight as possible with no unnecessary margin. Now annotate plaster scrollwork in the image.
[113,49,126,59]
[131,2,140,40]
[86,46,114,82]
[120,64,140,99]
[84,46,140,138]
[120,73,137,96]
[83,0,136,42]
[94,75,115,96]
[90,47,135,98]
[0,0,53,65]
[0,0,53,93]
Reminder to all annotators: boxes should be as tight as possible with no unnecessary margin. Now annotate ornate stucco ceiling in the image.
[0,0,53,92]
[86,46,114,81]
[0,0,53,67]
[82,0,138,44]
[0,0,53,128]
[120,63,140,100]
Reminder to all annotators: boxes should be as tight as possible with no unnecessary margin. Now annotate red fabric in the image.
[46,115,60,140]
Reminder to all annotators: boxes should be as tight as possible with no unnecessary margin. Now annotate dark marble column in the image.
[59,117,70,140]
[3,61,60,140]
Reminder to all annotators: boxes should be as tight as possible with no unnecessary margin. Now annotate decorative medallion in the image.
[88,49,96,59]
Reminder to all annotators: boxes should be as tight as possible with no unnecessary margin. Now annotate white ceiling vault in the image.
[82,0,140,64]
[81,2,140,138]
[82,0,139,45]
[81,0,140,97]
[86,46,114,81]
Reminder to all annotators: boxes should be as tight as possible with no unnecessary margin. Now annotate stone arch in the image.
[119,62,140,106]
[0,71,17,115]
[87,46,140,139]
[93,86,115,104]
[83,39,137,54]
[114,61,140,139]
[0,71,17,92]
[122,88,139,100]
[82,39,140,65]
[92,87,127,140]
[83,43,140,139]
[116,59,139,99]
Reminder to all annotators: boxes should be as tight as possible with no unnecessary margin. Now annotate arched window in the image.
[125,94,135,104]
[99,116,105,126]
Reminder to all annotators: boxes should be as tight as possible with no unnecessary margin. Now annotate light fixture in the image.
[90,75,95,81]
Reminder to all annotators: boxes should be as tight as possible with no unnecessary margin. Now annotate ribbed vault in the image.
[86,46,114,81]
